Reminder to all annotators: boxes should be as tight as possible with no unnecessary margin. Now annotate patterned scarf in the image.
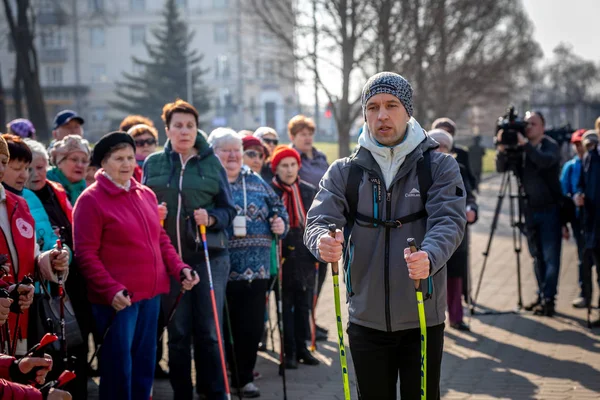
[272,176,306,229]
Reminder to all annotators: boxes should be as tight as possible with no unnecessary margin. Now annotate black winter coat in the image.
[271,179,319,290]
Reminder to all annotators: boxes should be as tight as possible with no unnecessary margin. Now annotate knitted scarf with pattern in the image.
[271,176,306,229]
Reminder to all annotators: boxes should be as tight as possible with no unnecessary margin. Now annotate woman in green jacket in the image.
[143,99,236,400]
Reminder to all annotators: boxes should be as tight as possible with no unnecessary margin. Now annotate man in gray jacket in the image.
[304,72,466,399]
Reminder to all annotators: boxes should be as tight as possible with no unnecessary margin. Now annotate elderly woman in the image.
[269,146,320,368]
[47,135,90,204]
[0,136,69,356]
[241,135,268,175]
[209,128,288,398]
[24,138,91,397]
[429,129,478,331]
[74,132,198,400]
[127,124,158,182]
[287,115,330,340]
[143,100,236,400]
[254,126,279,182]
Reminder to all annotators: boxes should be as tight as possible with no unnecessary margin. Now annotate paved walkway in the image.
[88,175,600,399]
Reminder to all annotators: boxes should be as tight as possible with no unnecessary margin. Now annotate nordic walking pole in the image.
[56,238,68,366]
[224,299,243,400]
[266,276,277,352]
[272,210,287,399]
[310,262,319,351]
[407,238,427,400]
[198,224,232,400]
[88,290,132,368]
[327,224,351,400]
[158,270,198,342]
[11,274,33,356]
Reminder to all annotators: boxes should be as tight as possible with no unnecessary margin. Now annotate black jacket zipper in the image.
[384,188,392,332]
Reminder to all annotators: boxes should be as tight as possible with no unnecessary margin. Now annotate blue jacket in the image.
[227,167,289,281]
[22,188,59,251]
[560,156,582,197]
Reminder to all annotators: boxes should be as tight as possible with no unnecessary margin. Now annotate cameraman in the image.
[496,111,563,317]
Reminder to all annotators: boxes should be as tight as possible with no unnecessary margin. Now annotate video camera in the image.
[495,106,527,150]
[544,124,573,146]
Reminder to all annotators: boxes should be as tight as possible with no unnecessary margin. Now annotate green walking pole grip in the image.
[407,238,427,400]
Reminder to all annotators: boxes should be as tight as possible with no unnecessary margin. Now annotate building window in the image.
[130,0,145,11]
[213,0,228,8]
[91,64,107,83]
[130,25,145,46]
[264,60,275,77]
[41,28,64,49]
[213,24,228,44]
[90,27,105,48]
[45,66,63,85]
[255,59,261,79]
[265,101,276,128]
[214,55,230,79]
[132,62,146,75]
[175,0,187,8]
[89,0,104,12]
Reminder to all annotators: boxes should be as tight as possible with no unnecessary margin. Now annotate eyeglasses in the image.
[135,138,157,147]
[65,156,89,165]
[262,138,279,146]
[244,150,265,160]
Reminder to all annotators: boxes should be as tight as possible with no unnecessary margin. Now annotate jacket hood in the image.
[357,117,429,188]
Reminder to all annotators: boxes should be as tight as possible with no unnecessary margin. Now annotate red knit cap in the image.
[242,135,269,157]
[271,145,301,173]
[571,129,587,143]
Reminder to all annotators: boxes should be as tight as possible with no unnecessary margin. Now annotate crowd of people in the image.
[0,70,598,400]
[0,102,336,399]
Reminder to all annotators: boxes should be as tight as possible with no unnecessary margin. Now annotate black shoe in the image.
[154,365,169,379]
[524,298,541,311]
[316,324,328,335]
[533,299,555,317]
[315,329,328,342]
[450,321,471,331]
[284,356,298,370]
[297,348,320,366]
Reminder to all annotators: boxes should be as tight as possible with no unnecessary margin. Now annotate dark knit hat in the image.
[0,136,9,160]
[92,131,136,166]
[361,72,413,117]
[271,146,301,174]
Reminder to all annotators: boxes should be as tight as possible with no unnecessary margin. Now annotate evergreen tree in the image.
[110,0,209,137]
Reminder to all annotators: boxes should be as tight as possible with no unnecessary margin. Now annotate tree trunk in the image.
[13,60,23,117]
[3,0,49,141]
[0,66,6,129]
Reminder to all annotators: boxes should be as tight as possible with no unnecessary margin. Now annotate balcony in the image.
[39,48,68,63]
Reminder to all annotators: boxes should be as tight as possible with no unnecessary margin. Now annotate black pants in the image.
[281,283,311,356]
[582,247,600,307]
[224,279,269,388]
[348,322,445,400]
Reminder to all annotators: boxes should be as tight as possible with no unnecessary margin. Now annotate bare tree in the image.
[372,0,541,125]
[250,0,376,158]
[0,65,5,128]
[2,0,49,140]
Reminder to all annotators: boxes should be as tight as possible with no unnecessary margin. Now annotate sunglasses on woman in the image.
[135,138,157,147]
[262,138,278,146]
[244,150,265,160]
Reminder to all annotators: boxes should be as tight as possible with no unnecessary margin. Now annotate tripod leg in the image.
[471,172,510,316]
[508,175,524,310]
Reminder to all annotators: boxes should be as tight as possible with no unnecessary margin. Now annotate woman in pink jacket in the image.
[73,132,198,400]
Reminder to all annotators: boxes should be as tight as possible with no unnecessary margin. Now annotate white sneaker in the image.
[241,382,260,398]
[572,297,586,308]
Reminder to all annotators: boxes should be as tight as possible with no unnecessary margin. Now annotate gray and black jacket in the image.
[304,129,466,332]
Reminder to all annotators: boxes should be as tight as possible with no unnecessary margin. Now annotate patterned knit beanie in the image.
[361,72,413,118]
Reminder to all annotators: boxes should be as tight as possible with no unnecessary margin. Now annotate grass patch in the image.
[482,148,496,174]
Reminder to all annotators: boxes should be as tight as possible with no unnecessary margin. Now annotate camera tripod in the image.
[470,168,526,316]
